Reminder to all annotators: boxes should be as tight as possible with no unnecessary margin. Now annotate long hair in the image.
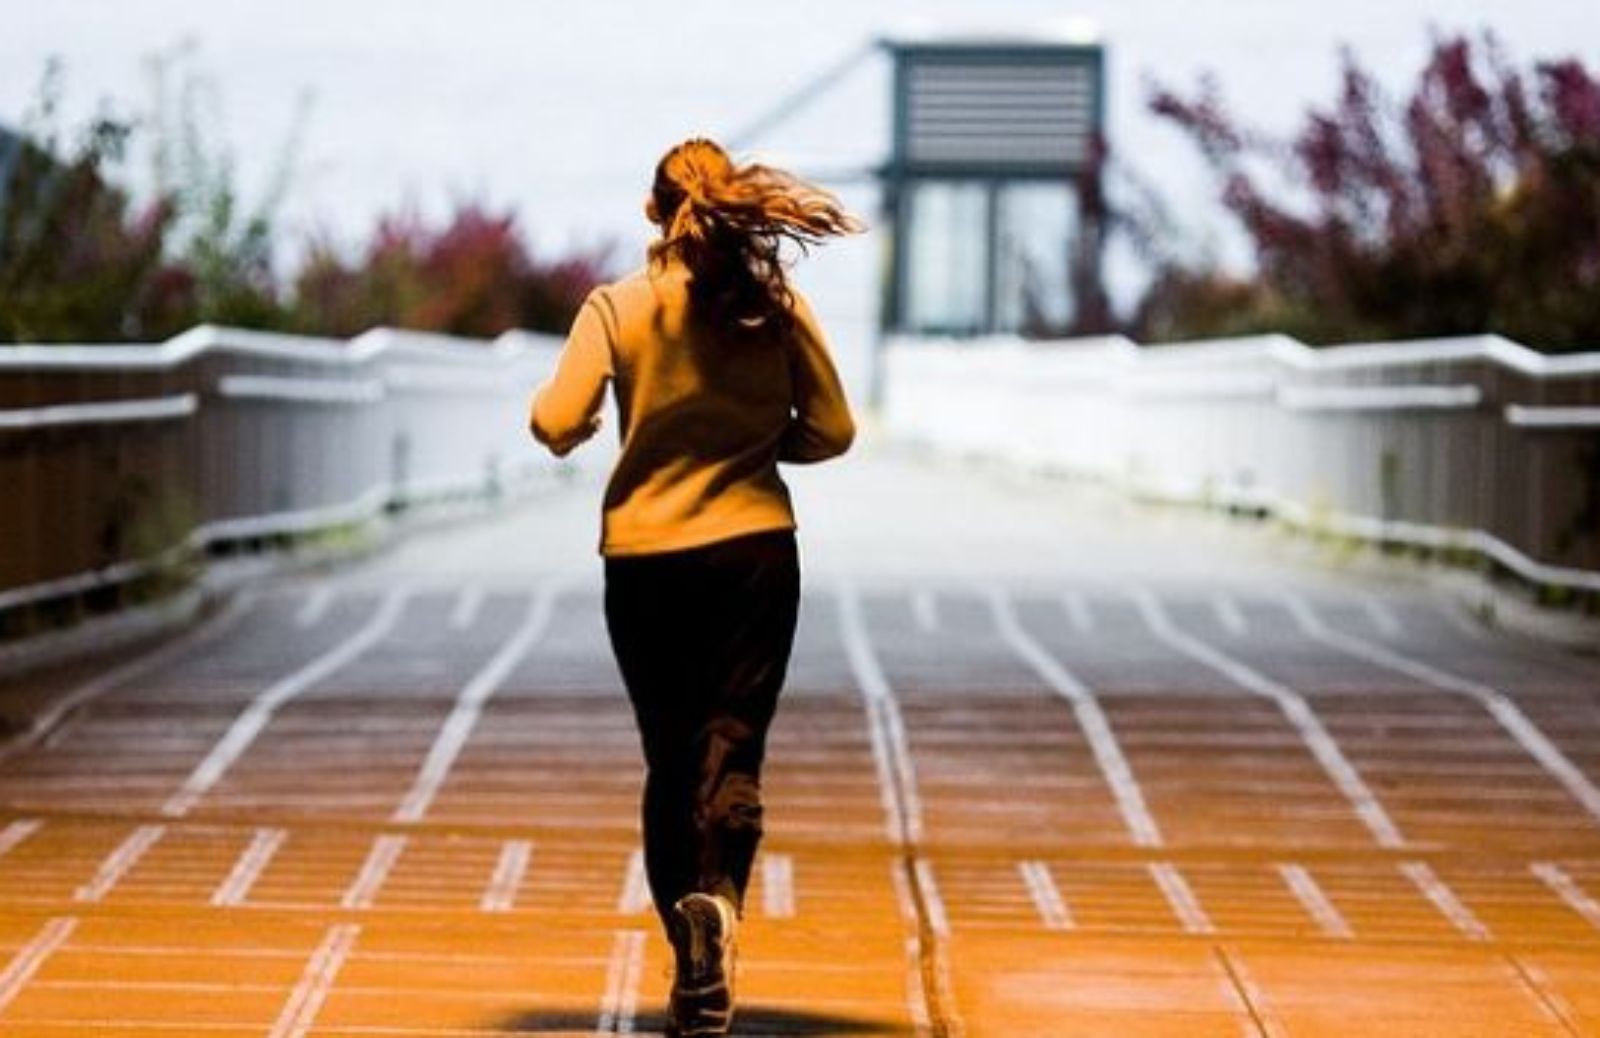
[645,137,866,337]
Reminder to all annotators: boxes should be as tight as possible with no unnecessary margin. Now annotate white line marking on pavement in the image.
[618,849,651,916]
[914,860,950,937]
[1401,862,1492,941]
[342,835,407,910]
[0,917,76,1014]
[910,590,939,634]
[761,853,795,919]
[838,582,924,846]
[294,586,335,628]
[1149,862,1215,934]
[162,589,409,817]
[480,840,533,913]
[1284,593,1600,827]
[0,819,42,859]
[596,930,646,1034]
[212,827,287,907]
[74,825,164,902]
[393,584,562,823]
[1531,863,1600,931]
[1018,861,1072,931]
[1358,594,1403,638]
[988,587,1163,848]
[268,923,360,1038]
[1061,591,1095,634]
[1211,593,1248,636]
[1275,863,1353,938]
[3,593,256,766]
[450,584,485,631]
[1133,588,1406,848]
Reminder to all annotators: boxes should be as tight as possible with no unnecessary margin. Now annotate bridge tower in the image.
[876,24,1107,341]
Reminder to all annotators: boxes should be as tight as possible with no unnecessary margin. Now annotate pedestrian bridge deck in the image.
[0,441,1596,1036]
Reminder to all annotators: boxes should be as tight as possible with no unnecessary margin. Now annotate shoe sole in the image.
[669,894,736,1036]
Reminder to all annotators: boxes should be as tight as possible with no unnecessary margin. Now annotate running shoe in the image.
[665,892,737,1037]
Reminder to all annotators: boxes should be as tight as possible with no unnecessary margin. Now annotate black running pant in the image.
[602,528,801,930]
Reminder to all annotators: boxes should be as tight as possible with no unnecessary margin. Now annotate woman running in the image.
[526,136,862,1036]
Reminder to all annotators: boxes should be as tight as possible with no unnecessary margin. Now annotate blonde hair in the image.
[645,137,866,335]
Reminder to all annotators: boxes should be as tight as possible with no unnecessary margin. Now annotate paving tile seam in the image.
[1210,945,1277,1038]
[1501,954,1587,1037]
[838,582,962,1038]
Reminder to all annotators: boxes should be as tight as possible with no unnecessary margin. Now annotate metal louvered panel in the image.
[903,55,1099,170]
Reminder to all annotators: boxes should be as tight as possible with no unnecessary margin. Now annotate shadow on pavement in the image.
[502,1003,911,1035]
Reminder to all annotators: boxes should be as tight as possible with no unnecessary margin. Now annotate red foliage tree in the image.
[1138,30,1600,351]
[0,115,190,343]
[293,202,617,340]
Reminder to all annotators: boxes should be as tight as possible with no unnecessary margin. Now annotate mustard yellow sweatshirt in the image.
[528,255,856,556]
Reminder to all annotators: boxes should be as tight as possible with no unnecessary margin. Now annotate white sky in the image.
[4,1,1598,380]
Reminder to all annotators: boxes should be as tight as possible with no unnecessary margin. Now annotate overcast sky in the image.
[4,1,1597,378]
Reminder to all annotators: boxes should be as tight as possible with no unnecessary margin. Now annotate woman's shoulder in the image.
[585,262,654,304]
[580,262,688,347]
[605,259,686,302]
[612,259,697,317]
[584,269,638,307]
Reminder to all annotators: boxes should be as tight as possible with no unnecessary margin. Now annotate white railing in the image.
[0,324,569,618]
[882,331,1600,592]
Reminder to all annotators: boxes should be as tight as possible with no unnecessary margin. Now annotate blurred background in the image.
[4,0,1600,635]
[6,0,1598,396]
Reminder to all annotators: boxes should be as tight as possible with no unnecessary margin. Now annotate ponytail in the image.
[645,137,866,336]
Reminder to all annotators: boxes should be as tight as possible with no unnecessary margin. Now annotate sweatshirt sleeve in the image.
[778,288,857,464]
[528,288,614,457]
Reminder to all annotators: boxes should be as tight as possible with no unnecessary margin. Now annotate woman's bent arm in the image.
[529,289,614,457]
[778,290,855,464]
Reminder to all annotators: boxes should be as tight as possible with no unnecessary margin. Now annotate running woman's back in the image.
[524,134,864,1038]
[530,253,855,556]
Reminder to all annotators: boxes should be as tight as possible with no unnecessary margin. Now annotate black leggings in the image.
[603,528,801,930]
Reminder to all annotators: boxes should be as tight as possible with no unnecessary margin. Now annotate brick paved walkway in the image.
[0,442,1597,1036]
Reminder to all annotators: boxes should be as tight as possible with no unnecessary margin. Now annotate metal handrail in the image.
[0,394,200,430]
[883,330,1600,591]
[0,324,564,623]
